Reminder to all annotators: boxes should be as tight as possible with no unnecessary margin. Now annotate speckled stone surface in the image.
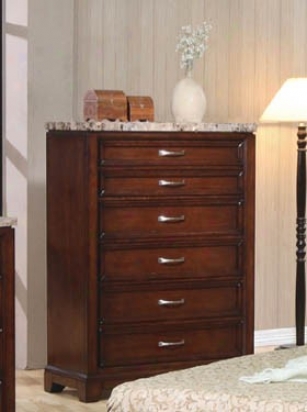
[0,217,17,227]
[46,120,257,133]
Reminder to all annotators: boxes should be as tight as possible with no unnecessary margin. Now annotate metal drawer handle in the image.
[158,149,185,157]
[158,298,185,307]
[158,257,185,265]
[158,339,185,348]
[158,215,185,223]
[159,179,185,187]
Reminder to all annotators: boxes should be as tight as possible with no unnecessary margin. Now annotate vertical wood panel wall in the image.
[74,0,307,331]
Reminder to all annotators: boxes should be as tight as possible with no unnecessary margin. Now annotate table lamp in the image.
[260,77,307,346]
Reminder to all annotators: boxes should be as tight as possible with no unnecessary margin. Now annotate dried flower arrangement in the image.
[176,21,212,74]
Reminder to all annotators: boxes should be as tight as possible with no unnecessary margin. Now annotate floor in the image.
[16,346,276,411]
[16,369,108,411]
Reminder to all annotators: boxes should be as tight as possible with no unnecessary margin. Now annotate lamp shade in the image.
[260,78,307,123]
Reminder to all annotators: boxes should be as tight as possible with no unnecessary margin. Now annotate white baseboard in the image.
[254,327,307,347]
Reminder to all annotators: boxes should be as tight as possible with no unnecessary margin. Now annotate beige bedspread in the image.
[107,345,307,412]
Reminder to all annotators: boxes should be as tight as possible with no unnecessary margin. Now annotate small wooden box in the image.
[84,89,127,121]
[127,96,154,122]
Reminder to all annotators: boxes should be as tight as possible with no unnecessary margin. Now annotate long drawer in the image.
[100,281,242,323]
[0,334,3,376]
[99,321,243,367]
[99,138,244,166]
[100,242,243,281]
[0,275,2,332]
[100,203,242,236]
[99,173,243,197]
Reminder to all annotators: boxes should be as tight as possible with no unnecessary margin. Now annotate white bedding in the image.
[107,345,307,412]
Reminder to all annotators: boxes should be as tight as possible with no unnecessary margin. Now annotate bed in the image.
[107,345,307,411]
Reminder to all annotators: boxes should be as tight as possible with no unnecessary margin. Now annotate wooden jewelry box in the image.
[84,89,127,121]
[127,95,154,121]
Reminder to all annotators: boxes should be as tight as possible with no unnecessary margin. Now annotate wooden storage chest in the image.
[0,224,15,411]
[45,129,255,402]
[127,96,154,121]
[84,89,127,121]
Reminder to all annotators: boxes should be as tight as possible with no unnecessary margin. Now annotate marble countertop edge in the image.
[45,120,258,133]
[0,217,17,227]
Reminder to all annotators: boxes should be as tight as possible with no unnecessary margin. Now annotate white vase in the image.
[171,71,207,123]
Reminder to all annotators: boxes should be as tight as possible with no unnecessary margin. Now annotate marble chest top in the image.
[46,120,257,133]
[0,217,17,227]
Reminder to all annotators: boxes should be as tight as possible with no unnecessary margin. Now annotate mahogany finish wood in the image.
[0,226,15,411]
[296,124,307,346]
[45,130,255,402]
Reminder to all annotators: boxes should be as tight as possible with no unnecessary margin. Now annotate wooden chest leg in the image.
[44,370,65,393]
[44,368,103,402]
[77,381,103,402]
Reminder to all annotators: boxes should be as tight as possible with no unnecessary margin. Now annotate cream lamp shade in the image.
[260,78,307,123]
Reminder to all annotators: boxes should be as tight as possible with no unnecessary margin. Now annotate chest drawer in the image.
[0,333,3,371]
[100,282,242,324]
[99,139,243,167]
[99,173,243,197]
[101,203,242,236]
[99,321,243,367]
[100,242,242,281]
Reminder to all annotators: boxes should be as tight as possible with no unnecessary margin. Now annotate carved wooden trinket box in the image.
[127,96,154,122]
[84,89,127,121]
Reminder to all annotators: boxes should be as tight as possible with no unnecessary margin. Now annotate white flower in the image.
[176,21,212,72]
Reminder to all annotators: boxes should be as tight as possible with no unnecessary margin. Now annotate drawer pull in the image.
[158,257,185,265]
[159,179,185,187]
[158,298,185,307]
[158,149,185,157]
[158,215,185,223]
[158,339,185,348]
